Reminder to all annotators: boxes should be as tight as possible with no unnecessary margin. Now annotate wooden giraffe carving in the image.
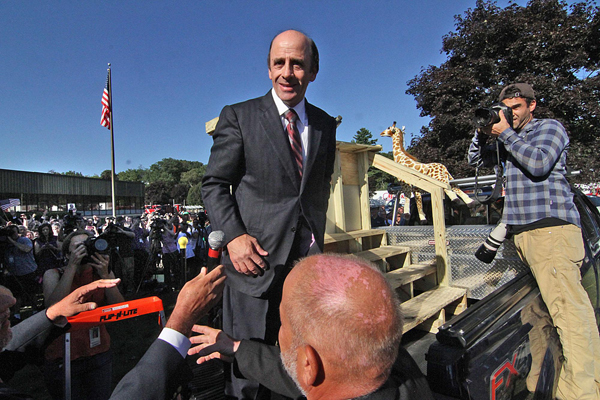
[381,122,473,220]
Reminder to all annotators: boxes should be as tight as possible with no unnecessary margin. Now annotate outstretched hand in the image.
[165,266,226,337]
[45,278,121,323]
[188,324,240,364]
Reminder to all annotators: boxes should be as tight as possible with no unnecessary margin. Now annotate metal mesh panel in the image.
[382,225,528,300]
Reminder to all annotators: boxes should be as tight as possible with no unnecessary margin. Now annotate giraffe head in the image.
[380,121,403,138]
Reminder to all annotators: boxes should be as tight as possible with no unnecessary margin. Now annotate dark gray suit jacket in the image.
[234,340,436,400]
[202,92,337,297]
[109,339,185,400]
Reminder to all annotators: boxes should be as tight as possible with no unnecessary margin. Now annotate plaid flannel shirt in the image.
[468,118,580,228]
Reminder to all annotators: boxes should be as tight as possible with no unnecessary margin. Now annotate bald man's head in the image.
[279,254,402,395]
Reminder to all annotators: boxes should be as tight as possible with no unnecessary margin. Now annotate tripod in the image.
[135,235,162,294]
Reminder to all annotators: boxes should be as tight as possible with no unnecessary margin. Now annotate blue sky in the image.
[1,0,571,176]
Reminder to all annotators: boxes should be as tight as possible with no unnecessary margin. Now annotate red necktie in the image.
[285,109,303,178]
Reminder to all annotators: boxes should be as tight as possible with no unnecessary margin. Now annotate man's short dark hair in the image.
[267,31,319,74]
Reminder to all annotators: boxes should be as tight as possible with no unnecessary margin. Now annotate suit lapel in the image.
[258,93,301,190]
[300,101,323,193]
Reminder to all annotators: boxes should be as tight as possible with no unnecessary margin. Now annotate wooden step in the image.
[323,229,386,254]
[324,229,385,244]
[354,245,411,272]
[385,261,437,290]
[400,286,467,334]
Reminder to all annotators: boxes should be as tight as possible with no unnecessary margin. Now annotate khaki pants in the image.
[514,225,600,400]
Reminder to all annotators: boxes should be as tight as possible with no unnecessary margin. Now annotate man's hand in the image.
[480,109,511,138]
[165,266,226,337]
[227,234,269,277]
[45,278,121,323]
[188,325,240,364]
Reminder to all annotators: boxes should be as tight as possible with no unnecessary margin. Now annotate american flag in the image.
[0,199,20,211]
[100,70,111,129]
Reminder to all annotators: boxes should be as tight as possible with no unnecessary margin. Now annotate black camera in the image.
[475,222,508,263]
[81,236,110,264]
[474,103,514,128]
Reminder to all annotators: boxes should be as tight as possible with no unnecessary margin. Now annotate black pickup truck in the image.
[418,188,600,399]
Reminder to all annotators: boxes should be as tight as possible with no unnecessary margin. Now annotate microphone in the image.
[206,230,225,271]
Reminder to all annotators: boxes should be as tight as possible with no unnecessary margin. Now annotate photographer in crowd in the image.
[148,213,179,291]
[468,83,600,399]
[3,224,39,310]
[112,217,136,294]
[42,229,124,400]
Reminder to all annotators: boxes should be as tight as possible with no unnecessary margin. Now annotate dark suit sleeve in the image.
[5,310,58,352]
[110,339,186,400]
[234,340,303,399]
[201,105,248,244]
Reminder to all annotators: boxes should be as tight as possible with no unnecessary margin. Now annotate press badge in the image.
[89,326,101,348]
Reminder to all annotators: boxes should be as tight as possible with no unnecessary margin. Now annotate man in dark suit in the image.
[201,30,337,399]
[188,254,434,400]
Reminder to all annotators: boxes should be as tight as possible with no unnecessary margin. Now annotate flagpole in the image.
[108,63,117,218]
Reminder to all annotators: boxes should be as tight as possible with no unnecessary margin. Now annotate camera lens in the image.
[94,238,109,252]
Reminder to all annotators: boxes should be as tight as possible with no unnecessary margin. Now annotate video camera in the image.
[474,103,513,129]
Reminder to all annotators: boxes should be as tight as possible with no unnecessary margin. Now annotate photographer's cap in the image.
[499,83,535,101]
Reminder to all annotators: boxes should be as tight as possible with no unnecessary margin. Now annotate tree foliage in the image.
[406,0,600,181]
[146,158,204,184]
[145,181,173,204]
[187,183,204,206]
[352,128,379,146]
[118,166,148,183]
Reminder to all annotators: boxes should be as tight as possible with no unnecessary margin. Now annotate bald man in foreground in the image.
[189,254,434,399]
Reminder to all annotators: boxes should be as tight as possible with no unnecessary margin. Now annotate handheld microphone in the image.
[206,230,225,271]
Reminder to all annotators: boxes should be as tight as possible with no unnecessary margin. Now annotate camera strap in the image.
[474,141,504,204]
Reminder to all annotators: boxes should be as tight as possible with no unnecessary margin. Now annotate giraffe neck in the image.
[392,132,412,165]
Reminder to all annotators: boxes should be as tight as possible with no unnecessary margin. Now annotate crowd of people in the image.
[1,210,212,303]
[0,209,214,399]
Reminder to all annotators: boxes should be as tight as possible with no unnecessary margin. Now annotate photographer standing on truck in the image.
[468,83,600,400]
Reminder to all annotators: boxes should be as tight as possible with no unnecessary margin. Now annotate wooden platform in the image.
[400,286,467,334]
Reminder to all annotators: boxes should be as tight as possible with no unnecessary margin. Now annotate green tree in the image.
[170,184,189,204]
[100,169,114,180]
[147,158,204,184]
[352,128,378,146]
[145,181,173,204]
[187,183,203,206]
[118,166,148,183]
[406,0,600,181]
[62,171,84,177]
[180,166,206,187]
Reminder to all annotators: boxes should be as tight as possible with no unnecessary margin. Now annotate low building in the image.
[0,169,144,216]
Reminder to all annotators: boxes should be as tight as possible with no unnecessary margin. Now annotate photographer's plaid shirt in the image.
[468,118,580,228]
